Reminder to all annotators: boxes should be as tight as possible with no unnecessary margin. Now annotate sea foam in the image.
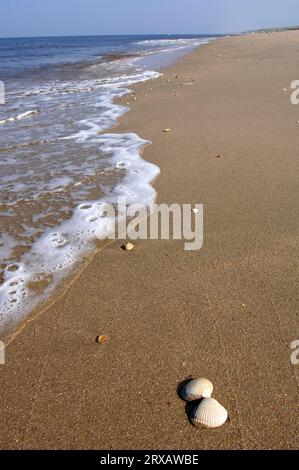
[0,68,160,331]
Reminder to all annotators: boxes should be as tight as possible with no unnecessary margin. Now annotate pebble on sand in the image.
[122,241,134,251]
[163,128,172,133]
[97,335,108,344]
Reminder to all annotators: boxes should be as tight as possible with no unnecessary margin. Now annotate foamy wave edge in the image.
[0,69,161,332]
[0,110,38,125]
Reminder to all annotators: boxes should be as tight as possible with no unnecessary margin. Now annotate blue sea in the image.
[0,34,215,330]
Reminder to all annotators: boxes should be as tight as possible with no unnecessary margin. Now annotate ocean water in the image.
[0,34,214,331]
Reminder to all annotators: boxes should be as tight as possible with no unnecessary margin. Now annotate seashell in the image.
[122,241,134,251]
[191,397,228,428]
[97,335,108,344]
[163,128,172,132]
[181,378,213,401]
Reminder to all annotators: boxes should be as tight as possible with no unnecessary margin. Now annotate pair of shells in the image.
[181,378,228,429]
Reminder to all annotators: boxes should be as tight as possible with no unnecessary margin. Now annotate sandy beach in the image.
[0,31,298,450]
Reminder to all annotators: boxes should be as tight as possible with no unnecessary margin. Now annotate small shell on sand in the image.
[181,378,213,401]
[191,397,228,428]
[97,335,108,344]
[122,241,134,251]
[163,128,172,133]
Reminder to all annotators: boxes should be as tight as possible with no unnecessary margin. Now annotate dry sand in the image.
[0,31,299,450]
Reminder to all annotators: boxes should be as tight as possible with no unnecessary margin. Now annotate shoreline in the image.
[0,39,213,338]
[0,39,211,340]
[0,31,298,449]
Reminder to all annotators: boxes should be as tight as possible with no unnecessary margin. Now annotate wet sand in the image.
[0,31,299,449]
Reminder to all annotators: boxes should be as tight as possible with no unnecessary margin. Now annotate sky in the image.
[0,0,299,38]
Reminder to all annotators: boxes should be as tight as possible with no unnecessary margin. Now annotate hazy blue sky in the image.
[0,0,298,38]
